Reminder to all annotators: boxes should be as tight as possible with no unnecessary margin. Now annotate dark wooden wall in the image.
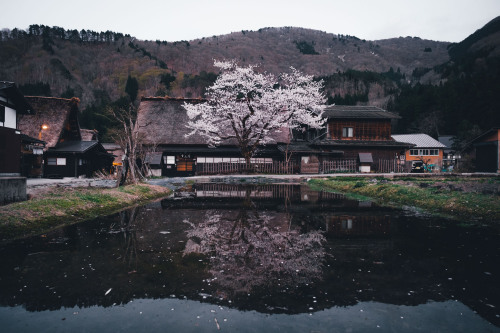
[328,119,392,141]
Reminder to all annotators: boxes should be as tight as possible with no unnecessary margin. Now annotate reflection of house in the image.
[18,97,113,178]
[326,215,392,237]
[392,134,446,172]
[469,128,500,173]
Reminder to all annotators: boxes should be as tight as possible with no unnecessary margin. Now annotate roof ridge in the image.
[141,96,206,102]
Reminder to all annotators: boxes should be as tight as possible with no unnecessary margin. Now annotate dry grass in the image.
[0,184,170,240]
[309,177,500,223]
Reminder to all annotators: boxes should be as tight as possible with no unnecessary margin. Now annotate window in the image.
[47,157,67,166]
[342,127,353,138]
[164,156,175,164]
[410,149,440,156]
[341,219,353,230]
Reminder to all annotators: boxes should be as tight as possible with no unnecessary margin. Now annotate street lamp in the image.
[39,124,49,140]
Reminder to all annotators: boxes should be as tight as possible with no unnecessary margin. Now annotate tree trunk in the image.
[243,152,253,174]
[119,156,129,187]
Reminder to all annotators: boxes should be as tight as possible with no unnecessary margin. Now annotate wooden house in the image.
[0,82,34,204]
[0,82,34,176]
[392,134,446,172]
[311,105,412,173]
[136,99,415,175]
[20,134,46,177]
[18,97,113,178]
[136,97,288,176]
[469,128,500,173]
[102,143,124,175]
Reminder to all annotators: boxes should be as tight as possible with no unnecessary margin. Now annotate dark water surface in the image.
[0,184,499,332]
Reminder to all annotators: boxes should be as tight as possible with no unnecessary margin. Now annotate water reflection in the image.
[0,184,499,330]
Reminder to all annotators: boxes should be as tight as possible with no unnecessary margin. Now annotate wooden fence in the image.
[374,159,411,173]
[197,159,410,175]
[197,161,294,175]
[322,159,358,173]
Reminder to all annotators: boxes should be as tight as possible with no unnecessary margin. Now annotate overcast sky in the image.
[1,0,499,42]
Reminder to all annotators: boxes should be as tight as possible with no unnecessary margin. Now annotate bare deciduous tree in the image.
[108,104,149,185]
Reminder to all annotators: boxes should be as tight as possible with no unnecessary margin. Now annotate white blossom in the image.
[183,60,326,162]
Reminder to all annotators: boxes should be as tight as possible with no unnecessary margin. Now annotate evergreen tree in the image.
[125,75,139,102]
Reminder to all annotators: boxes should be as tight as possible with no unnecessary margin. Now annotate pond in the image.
[0,183,499,332]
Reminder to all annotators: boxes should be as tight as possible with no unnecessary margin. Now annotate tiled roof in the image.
[392,134,447,148]
[322,105,400,119]
[315,140,412,147]
[49,140,99,153]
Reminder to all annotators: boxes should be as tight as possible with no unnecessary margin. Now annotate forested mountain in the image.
[388,16,500,147]
[0,18,498,141]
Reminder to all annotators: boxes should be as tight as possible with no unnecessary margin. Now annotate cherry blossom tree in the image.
[183,196,326,296]
[183,60,326,166]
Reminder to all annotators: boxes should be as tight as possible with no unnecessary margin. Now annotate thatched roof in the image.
[81,129,98,141]
[18,97,81,149]
[136,97,290,146]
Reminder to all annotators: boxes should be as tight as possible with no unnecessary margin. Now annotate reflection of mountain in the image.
[0,184,498,327]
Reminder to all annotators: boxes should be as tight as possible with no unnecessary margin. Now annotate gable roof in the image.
[47,141,113,161]
[470,127,500,143]
[48,140,99,153]
[323,105,400,119]
[0,81,34,114]
[136,97,290,146]
[18,97,81,149]
[392,134,447,148]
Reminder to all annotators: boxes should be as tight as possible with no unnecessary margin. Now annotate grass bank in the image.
[309,177,500,223]
[0,184,170,240]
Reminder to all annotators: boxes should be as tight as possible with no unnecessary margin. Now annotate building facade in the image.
[18,96,113,178]
[392,134,446,172]
[470,128,500,173]
[0,82,34,176]
[136,99,413,176]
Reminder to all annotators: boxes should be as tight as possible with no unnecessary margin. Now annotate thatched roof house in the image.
[136,96,290,146]
[135,97,290,176]
[18,97,81,149]
[137,97,208,146]
[17,96,112,178]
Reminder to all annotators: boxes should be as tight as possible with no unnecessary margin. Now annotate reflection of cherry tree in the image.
[184,202,326,295]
